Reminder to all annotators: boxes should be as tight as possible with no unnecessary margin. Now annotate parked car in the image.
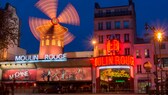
[44,85,64,94]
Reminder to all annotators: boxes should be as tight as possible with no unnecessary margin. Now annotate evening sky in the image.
[1,0,168,54]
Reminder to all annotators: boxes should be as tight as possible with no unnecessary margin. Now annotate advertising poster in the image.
[100,68,130,82]
[2,69,36,81]
[37,67,91,81]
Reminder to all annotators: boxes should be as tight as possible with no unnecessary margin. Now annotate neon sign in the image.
[115,80,125,83]
[15,54,67,62]
[106,39,119,55]
[92,55,134,66]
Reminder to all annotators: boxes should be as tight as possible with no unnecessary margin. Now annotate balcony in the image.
[95,11,132,18]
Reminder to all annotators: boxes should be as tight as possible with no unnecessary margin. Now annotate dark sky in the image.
[1,0,168,54]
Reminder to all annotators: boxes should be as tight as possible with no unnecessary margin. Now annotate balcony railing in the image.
[95,11,132,18]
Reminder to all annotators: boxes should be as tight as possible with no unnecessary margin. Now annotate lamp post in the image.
[143,61,152,94]
[91,39,97,93]
[156,31,164,95]
[145,23,159,95]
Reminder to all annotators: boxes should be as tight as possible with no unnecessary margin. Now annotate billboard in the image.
[99,66,130,82]
[37,67,91,81]
[2,69,36,81]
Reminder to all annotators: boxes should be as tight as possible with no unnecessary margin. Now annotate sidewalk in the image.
[15,93,148,95]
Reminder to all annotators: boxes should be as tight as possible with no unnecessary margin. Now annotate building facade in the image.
[93,0,168,94]
[0,3,26,61]
[1,0,168,94]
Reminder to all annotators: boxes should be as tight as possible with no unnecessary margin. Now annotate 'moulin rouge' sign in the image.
[90,39,134,66]
[91,55,134,67]
[15,54,67,62]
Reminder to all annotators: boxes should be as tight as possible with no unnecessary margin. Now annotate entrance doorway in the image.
[99,66,132,93]
[100,77,130,93]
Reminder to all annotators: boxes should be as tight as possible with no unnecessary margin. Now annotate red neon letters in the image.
[106,39,119,53]
[93,55,134,66]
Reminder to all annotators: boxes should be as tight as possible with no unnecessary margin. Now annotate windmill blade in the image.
[53,25,74,45]
[58,3,80,26]
[63,32,75,45]
[35,0,58,19]
[29,17,51,40]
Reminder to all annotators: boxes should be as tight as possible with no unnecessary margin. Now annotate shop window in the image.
[98,22,103,30]
[161,43,166,49]
[98,35,104,43]
[125,48,130,55]
[115,21,120,29]
[123,21,129,29]
[124,34,129,42]
[106,21,111,30]
[46,39,50,46]
[52,39,56,45]
[137,65,142,73]
[145,49,150,58]
[136,50,141,58]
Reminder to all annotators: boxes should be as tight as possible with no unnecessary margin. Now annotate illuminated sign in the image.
[2,69,36,81]
[115,80,125,83]
[37,68,92,81]
[15,54,67,62]
[100,68,130,81]
[92,55,134,66]
[106,39,119,55]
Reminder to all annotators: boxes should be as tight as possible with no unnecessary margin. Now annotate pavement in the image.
[14,93,148,95]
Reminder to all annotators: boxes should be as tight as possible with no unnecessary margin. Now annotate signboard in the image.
[100,67,130,82]
[2,69,36,81]
[37,67,91,81]
[92,55,134,67]
[15,54,67,62]
[106,39,119,55]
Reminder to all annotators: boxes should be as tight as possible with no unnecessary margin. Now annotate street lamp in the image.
[91,39,97,93]
[92,39,98,57]
[156,31,164,95]
[145,23,159,95]
[143,61,152,94]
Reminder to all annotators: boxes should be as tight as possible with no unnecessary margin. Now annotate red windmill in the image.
[29,0,80,59]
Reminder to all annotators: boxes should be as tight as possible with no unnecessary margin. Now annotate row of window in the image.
[98,34,130,43]
[41,39,62,46]
[98,48,131,56]
[136,49,150,58]
[137,58,168,74]
[97,21,130,30]
[95,8,132,17]
[96,8,129,15]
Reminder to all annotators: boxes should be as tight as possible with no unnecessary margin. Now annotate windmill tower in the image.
[29,0,80,59]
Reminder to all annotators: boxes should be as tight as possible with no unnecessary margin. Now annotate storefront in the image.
[91,39,135,93]
[0,57,93,93]
[91,55,134,93]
